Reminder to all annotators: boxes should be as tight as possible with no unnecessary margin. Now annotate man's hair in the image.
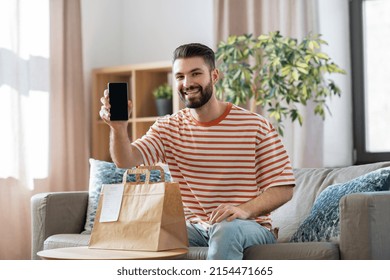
[172,43,216,70]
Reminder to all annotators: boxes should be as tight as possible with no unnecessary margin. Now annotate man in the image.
[100,43,295,260]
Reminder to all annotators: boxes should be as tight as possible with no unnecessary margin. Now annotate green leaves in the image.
[215,31,346,135]
[153,83,173,99]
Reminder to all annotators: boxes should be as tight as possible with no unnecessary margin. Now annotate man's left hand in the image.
[209,204,251,224]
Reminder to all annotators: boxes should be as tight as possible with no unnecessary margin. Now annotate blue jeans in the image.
[186,219,276,260]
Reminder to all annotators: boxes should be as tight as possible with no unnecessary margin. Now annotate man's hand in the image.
[209,204,251,224]
[208,185,294,225]
[99,89,132,128]
[99,88,144,169]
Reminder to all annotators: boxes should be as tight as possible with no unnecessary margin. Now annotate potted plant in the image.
[153,83,173,116]
[215,31,346,135]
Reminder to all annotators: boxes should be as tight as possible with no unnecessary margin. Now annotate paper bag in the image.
[89,166,188,251]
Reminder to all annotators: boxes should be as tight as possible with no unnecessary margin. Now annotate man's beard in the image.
[179,79,213,109]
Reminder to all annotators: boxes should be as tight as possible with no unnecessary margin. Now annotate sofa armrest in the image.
[339,191,390,259]
[31,191,89,259]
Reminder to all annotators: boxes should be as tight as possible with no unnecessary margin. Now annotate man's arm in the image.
[109,125,144,168]
[209,185,294,224]
[100,89,144,168]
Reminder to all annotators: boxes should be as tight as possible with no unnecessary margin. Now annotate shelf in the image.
[133,117,158,122]
[91,61,177,161]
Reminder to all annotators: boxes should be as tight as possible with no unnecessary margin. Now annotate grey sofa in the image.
[31,161,390,260]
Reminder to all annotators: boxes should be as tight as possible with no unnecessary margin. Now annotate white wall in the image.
[81,0,124,72]
[122,0,214,64]
[82,0,214,70]
[318,0,354,167]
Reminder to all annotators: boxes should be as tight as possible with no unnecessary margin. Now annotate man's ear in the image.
[212,68,219,84]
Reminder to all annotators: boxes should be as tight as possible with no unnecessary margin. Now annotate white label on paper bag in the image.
[99,184,124,222]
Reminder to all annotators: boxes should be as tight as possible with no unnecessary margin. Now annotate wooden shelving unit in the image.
[91,61,181,161]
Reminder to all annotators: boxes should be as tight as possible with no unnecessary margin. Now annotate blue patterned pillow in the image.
[83,159,171,233]
[290,167,390,242]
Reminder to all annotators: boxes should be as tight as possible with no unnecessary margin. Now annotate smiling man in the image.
[100,43,296,260]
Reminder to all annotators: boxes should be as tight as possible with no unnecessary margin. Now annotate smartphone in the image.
[108,82,129,121]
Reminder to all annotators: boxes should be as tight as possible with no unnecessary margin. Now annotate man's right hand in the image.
[99,88,144,168]
[99,89,133,128]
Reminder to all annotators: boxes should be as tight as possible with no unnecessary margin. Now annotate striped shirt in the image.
[132,103,295,227]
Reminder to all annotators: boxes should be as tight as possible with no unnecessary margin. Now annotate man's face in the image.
[173,57,216,109]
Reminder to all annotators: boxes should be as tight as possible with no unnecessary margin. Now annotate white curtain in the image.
[214,0,326,167]
[0,0,50,260]
[0,0,89,260]
[0,0,50,188]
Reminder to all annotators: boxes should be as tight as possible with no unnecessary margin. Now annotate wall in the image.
[81,0,214,69]
[318,0,354,167]
[122,0,214,64]
[81,0,124,71]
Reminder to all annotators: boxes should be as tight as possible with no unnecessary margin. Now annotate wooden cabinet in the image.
[91,61,181,161]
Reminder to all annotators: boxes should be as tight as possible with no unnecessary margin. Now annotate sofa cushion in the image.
[44,234,90,250]
[182,242,339,260]
[290,167,390,243]
[271,161,390,242]
[183,247,209,260]
[43,235,339,260]
[83,159,171,233]
[243,242,339,260]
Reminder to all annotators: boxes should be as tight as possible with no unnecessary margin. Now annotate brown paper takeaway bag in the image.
[89,166,188,251]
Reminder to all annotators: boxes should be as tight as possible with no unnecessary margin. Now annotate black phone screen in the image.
[108,82,128,121]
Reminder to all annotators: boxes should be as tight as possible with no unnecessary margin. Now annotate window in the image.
[350,0,390,164]
[0,0,50,188]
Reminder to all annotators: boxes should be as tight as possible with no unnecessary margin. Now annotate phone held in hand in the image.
[108,82,128,121]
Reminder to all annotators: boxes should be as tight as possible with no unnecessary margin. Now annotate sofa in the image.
[31,161,390,260]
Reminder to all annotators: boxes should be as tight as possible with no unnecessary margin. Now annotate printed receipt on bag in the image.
[100,184,124,222]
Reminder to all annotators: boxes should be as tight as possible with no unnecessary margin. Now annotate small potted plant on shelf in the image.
[153,83,173,116]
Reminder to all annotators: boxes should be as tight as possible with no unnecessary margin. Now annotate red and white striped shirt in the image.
[132,103,295,227]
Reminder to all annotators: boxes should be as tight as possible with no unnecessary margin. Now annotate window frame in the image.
[349,0,390,164]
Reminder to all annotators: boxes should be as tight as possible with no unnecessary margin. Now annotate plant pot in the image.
[155,98,173,116]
